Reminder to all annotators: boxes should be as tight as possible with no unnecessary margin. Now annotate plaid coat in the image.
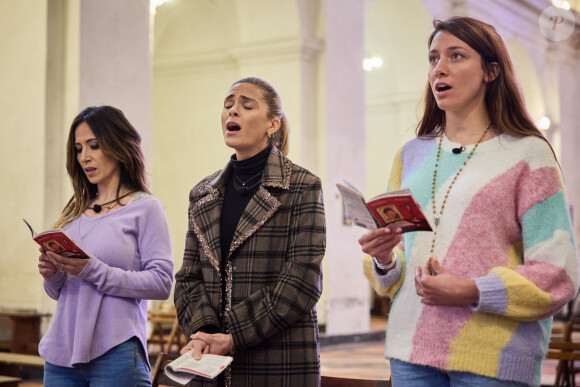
[175,148,326,387]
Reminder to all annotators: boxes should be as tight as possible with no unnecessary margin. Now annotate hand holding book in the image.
[358,226,403,270]
[164,352,233,385]
[336,181,432,233]
[23,218,88,258]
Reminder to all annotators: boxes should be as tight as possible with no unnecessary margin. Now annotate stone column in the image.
[542,46,561,156]
[558,46,580,237]
[0,0,49,312]
[79,0,152,170]
[323,0,369,335]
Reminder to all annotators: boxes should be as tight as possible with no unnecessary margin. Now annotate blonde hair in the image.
[232,77,289,155]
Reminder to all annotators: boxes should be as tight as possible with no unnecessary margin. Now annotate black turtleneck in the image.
[220,146,270,261]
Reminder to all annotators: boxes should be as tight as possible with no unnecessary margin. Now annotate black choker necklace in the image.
[89,191,136,213]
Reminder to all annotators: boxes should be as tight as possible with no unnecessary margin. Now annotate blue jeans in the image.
[390,359,529,387]
[44,337,151,387]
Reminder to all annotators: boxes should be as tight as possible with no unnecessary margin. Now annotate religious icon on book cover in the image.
[377,204,402,224]
[44,240,65,253]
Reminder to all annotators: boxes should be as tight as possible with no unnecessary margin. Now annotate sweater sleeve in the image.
[363,147,406,298]
[474,147,579,321]
[387,147,404,192]
[363,247,406,299]
[43,271,66,300]
[76,198,174,300]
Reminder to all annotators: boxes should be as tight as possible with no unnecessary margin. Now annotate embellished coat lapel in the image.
[227,148,292,258]
[189,168,228,274]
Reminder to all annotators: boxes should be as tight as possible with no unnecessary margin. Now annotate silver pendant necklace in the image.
[78,217,103,242]
[78,201,119,241]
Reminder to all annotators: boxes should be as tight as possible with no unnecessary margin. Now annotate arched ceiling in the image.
[154,0,237,56]
[232,0,301,43]
[153,0,304,58]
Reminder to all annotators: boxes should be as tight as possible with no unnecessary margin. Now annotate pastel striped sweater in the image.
[365,133,578,386]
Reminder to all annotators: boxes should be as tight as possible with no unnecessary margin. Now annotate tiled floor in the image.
[319,316,567,386]
[10,317,575,386]
[321,340,390,380]
[321,342,564,386]
[320,316,389,381]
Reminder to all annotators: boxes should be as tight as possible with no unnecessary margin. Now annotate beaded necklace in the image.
[429,124,490,256]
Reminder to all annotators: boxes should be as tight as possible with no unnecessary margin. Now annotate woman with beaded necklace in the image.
[174,77,326,386]
[37,106,174,386]
[358,17,578,386]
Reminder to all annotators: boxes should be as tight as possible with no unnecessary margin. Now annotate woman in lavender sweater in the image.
[37,106,174,387]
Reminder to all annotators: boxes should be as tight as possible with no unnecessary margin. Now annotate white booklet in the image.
[164,352,233,384]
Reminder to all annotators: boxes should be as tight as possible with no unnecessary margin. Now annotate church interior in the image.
[1,0,579,385]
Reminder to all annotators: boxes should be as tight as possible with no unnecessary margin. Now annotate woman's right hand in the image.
[358,226,403,266]
[38,248,58,278]
[180,333,211,360]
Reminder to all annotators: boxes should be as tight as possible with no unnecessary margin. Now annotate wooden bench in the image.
[546,316,580,385]
[0,375,22,387]
[0,311,51,354]
[0,352,45,379]
[0,353,45,367]
[148,309,185,355]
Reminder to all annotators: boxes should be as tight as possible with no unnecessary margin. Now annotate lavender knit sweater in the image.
[38,194,174,367]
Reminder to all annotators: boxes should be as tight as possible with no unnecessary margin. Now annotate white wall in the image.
[0,1,48,313]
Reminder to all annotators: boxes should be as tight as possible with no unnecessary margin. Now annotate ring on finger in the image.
[59,263,64,272]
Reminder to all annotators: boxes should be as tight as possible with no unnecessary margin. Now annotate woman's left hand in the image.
[187,332,232,359]
[415,256,479,306]
[43,251,89,276]
[38,249,58,278]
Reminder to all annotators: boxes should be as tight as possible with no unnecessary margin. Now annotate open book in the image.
[23,219,88,258]
[164,352,233,384]
[336,181,432,233]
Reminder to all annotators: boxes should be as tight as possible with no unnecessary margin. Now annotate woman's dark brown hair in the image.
[55,106,149,228]
[417,16,545,141]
